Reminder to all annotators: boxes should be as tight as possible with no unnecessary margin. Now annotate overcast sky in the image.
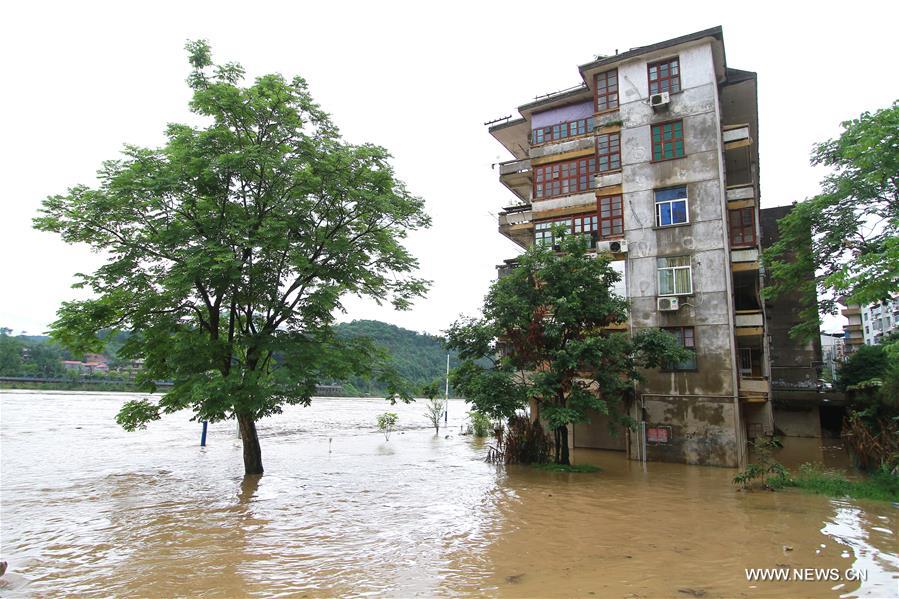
[1,1,894,336]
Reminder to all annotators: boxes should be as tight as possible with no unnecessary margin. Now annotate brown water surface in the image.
[1,391,896,597]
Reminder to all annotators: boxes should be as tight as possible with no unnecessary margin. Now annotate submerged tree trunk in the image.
[237,413,264,475]
[559,426,571,466]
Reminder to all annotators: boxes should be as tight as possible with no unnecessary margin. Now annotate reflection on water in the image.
[1,391,896,597]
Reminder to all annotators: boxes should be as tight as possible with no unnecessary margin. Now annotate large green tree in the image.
[446,235,686,465]
[34,41,430,475]
[763,102,898,339]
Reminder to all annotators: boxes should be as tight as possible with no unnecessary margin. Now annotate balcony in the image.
[498,158,532,203]
[735,309,764,338]
[498,205,533,249]
[739,376,769,400]
[722,124,752,149]
[841,306,861,317]
[731,247,759,271]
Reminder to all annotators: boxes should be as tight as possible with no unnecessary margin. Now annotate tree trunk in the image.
[558,426,571,466]
[237,413,264,475]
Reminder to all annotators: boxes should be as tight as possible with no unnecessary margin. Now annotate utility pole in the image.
[444,352,450,424]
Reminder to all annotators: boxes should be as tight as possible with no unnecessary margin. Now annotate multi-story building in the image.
[488,26,772,467]
[840,295,899,353]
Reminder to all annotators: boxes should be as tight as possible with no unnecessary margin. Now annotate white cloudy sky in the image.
[1,0,894,336]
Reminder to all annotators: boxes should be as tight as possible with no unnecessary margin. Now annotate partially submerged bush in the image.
[469,411,492,438]
[733,437,787,490]
[377,412,398,441]
[486,415,551,465]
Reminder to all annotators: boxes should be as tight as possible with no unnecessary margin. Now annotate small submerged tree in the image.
[447,234,687,465]
[421,380,446,435]
[377,412,398,442]
[33,41,429,476]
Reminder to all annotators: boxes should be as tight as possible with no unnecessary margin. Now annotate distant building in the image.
[842,295,899,350]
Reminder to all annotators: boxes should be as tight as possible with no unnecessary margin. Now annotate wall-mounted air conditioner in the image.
[650,92,670,110]
[596,239,628,254]
[657,296,680,311]
[608,239,628,254]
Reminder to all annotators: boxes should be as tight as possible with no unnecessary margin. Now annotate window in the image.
[534,157,597,200]
[648,57,681,95]
[598,195,624,239]
[532,116,595,145]
[651,121,685,161]
[729,207,756,246]
[657,255,692,295]
[534,214,598,249]
[596,133,621,173]
[595,70,619,112]
[655,187,688,226]
[663,326,696,370]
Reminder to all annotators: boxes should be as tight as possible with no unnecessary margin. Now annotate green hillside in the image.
[333,320,460,397]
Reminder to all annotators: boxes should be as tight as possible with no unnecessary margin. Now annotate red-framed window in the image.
[595,70,619,112]
[598,195,624,239]
[532,116,595,145]
[596,133,621,173]
[662,326,697,371]
[534,213,598,249]
[648,57,681,95]
[534,157,596,200]
[729,207,756,246]
[651,120,685,161]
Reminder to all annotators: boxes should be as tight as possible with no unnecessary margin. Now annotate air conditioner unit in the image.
[596,239,628,254]
[657,296,680,311]
[608,239,628,254]
[650,92,670,110]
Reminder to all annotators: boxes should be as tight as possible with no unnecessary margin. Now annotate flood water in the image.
[1,391,896,597]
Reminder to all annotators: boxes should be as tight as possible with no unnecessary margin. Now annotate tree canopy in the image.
[446,234,686,465]
[33,40,430,475]
[763,102,899,339]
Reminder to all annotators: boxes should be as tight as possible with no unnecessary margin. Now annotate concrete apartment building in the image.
[841,295,899,352]
[489,26,772,467]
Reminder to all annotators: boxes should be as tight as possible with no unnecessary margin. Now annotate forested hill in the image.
[333,320,460,397]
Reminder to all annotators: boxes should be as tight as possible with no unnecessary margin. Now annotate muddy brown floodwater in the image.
[1,391,896,597]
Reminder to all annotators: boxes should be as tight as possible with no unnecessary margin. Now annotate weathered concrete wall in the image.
[573,410,627,451]
[632,395,739,467]
[760,206,822,392]
[773,405,822,438]
[614,40,741,466]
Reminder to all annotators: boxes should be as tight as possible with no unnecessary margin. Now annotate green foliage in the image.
[773,463,899,502]
[0,330,68,377]
[446,235,688,464]
[376,412,398,441]
[32,42,429,474]
[733,437,787,490]
[838,343,889,391]
[469,411,492,438]
[116,399,162,431]
[333,320,462,397]
[763,102,899,340]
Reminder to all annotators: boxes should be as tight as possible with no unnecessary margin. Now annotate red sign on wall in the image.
[647,427,670,444]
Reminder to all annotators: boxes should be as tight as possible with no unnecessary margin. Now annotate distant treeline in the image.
[334,320,463,397]
[1,322,466,397]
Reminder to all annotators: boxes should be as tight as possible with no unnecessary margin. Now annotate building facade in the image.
[489,27,772,467]
[843,296,899,349]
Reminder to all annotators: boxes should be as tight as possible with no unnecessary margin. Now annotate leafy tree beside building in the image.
[446,235,687,465]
